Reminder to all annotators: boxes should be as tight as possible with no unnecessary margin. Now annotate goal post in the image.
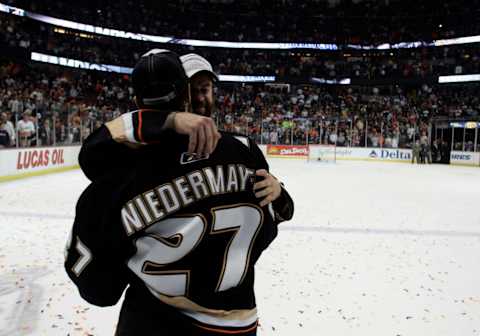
[305,116,340,163]
[307,144,337,163]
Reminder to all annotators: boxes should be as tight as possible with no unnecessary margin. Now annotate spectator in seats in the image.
[406,124,416,143]
[337,132,346,146]
[431,140,441,163]
[8,94,24,116]
[420,142,428,164]
[384,133,392,148]
[17,110,35,147]
[39,119,53,146]
[269,128,278,144]
[0,117,11,148]
[329,131,337,145]
[55,119,67,145]
[426,143,433,164]
[440,140,450,164]
[465,141,474,152]
[391,128,400,148]
[419,131,428,146]
[369,129,379,147]
[419,131,429,163]
[70,121,82,144]
[1,112,15,146]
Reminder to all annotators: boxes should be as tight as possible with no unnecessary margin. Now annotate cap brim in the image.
[188,69,218,81]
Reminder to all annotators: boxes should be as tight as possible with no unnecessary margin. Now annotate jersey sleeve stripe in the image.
[138,109,144,143]
[193,321,258,334]
[121,112,136,143]
[147,287,258,327]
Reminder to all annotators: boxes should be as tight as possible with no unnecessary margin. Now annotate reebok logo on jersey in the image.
[180,152,209,165]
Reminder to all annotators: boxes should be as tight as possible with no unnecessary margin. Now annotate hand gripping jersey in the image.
[65,131,293,334]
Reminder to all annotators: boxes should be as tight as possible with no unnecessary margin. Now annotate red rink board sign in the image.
[16,148,65,170]
[266,145,309,158]
[0,146,80,179]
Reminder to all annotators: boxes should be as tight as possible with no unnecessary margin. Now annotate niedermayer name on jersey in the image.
[121,164,255,235]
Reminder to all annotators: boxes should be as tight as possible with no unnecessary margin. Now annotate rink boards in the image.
[0,145,478,183]
[264,145,480,166]
[0,146,81,182]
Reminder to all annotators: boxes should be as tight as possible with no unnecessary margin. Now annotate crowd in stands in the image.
[0,62,133,148]
[1,0,479,151]
[2,13,480,81]
[6,0,480,44]
[1,62,479,152]
[216,83,480,150]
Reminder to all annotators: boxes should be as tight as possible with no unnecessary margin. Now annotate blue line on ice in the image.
[1,210,479,238]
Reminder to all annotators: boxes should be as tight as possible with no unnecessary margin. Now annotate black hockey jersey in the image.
[65,131,293,331]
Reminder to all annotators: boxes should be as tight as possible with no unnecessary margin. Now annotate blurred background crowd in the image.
[1,0,479,157]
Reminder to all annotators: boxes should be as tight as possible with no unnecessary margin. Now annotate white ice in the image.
[0,159,479,336]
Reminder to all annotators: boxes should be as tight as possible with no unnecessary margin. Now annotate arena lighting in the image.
[381,41,432,49]
[449,122,480,128]
[438,74,480,83]
[0,3,25,16]
[218,75,276,82]
[175,39,338,50]
[30,52,275,82]
[31,52,134,74]
[346,44,371,50]
[3,2,480,50]
[434,36,480,46]
[0,2,336,50]
[28,12,172,43]
[311,77,351,85]
[27,52,480,85]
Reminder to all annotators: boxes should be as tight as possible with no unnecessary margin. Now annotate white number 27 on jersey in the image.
[128,204,263,296]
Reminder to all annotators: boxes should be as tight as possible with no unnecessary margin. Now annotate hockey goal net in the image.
[307,144,337,163]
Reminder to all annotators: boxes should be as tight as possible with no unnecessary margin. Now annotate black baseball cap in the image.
[132,49,188,108]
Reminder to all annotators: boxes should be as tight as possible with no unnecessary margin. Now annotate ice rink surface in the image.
[1,159,479,336]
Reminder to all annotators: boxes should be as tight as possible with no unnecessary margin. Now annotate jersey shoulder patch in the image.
[219,131,252,150]
[233,135,250,149]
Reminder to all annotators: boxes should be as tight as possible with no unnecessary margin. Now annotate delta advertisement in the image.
[330,147,413,162]
[363,148,412,162]
[0,146,81,180]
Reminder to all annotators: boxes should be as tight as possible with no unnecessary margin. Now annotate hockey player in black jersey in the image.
[79,50,291,222]
[65,50,294,336]
[78,51,222,182]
